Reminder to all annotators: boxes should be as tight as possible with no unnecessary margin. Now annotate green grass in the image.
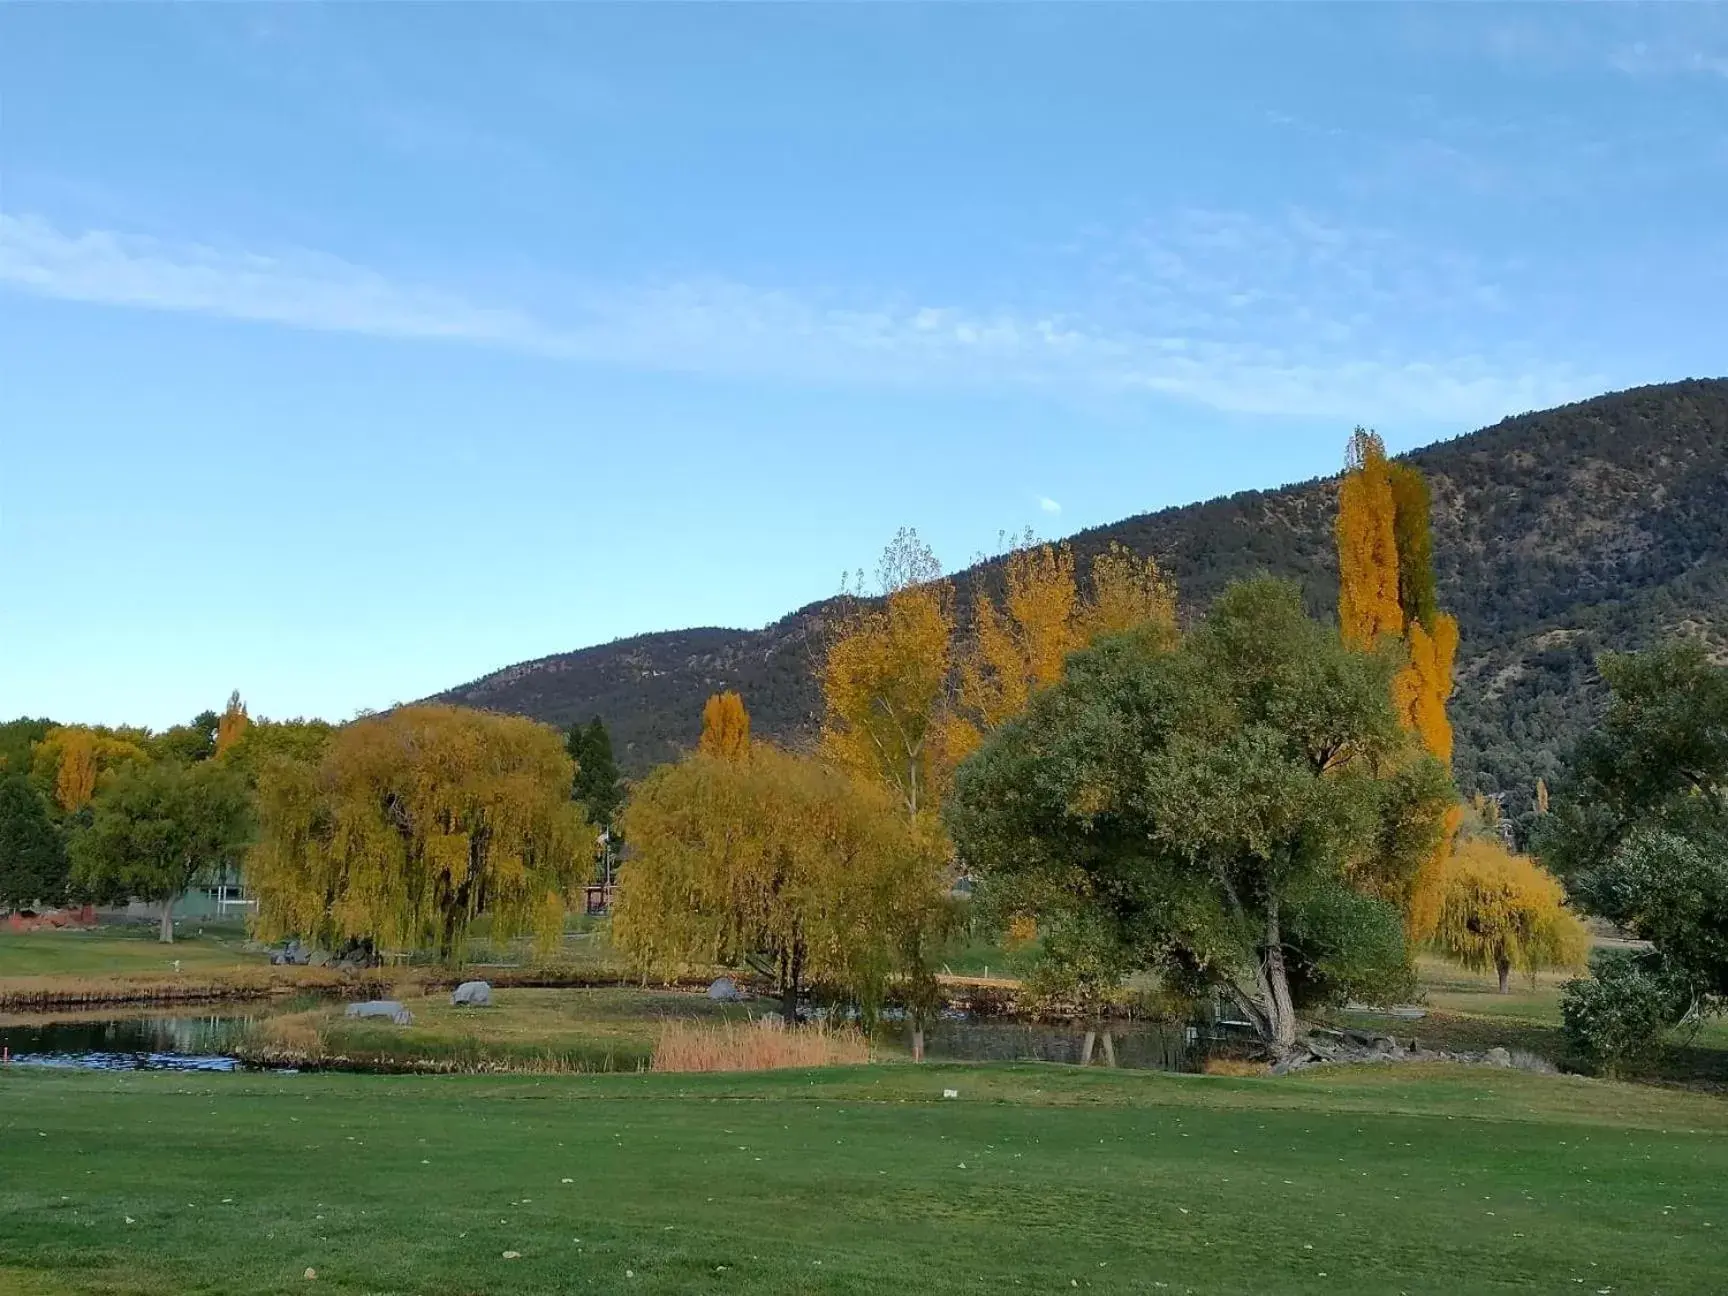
[2,1063,1726,1295]
[1328,954,1728,1085]
[0,927,260,979]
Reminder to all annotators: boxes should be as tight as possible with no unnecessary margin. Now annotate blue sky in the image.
[3,4,1725,730]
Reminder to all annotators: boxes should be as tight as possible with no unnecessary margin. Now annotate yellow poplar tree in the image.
[697,691,751,761]
[1335,428,1403,650]
[215,691,250,757]
[248,705,590,961]
[1078,541,1180,642]
[1433,839,1589,993]
[951,540,1177,763]
[821,531,956,818]
[1336,430,1461,940]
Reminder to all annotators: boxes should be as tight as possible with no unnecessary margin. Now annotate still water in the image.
[0,1014,263,1072]
[0,1010,1207,1073]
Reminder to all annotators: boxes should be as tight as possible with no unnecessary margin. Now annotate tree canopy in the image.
[68,759,253,942]
[248,705,590,960]
[615,741,950,1025]
[30,726,151,814]
[946,578,1452,1049]
[1539,640,1728,1006]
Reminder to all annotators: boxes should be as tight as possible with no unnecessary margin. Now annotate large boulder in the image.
[451,980,493,1007]
[345,1000,413,1026]
[707,977,742,1002]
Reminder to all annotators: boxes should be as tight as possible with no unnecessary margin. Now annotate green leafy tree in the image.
[69,760,254,942]
[219,717,337,785]
[1539,640,1728,1015]
[0,717,54,778]
[0,775,68,909]
[945,579,1452,1051]
[150,710,222,765]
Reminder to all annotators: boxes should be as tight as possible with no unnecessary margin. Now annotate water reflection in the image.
[0,1014,260,1072]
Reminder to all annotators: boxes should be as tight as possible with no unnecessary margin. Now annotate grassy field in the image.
[0,926,260,979]
[1331,956,1728,1086]
[2,1062,1725,1295]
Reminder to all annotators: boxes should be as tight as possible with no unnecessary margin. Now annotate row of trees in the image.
[602,436,1623,1057]
[0,696,269,939]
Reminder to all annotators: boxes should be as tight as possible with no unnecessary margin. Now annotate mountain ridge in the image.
[432,377,1728,817]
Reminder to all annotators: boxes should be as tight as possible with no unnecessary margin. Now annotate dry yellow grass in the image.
[1202,1057,1271,1078]
[651,1017,871,1072]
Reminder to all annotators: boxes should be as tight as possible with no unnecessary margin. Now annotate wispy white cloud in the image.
[1038,497,1062,516]
[0,211,1599,426]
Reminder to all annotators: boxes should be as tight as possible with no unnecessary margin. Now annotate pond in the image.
[0,1006,1228,1074]
[0,1013,270,1072]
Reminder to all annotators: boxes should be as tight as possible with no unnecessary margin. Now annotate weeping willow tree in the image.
[614,742,952,1030]
[248,705,592,961]
[1433,839,1588,993]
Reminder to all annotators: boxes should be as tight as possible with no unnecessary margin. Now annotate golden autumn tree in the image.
[614,742,951,1029]
[248,705,591,961]
[1335,429,1461,939]
[215,691,250,757]
[1432,839,1589,993]
[29,726,150,814]
[697,691,751,761]
[1335,429,1403,650]
[951,539,1176,761]
[825,528,1178,817]
[821,529,957,818]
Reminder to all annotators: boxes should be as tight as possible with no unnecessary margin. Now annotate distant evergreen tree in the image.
[0,774,69,909]
[567,717,624,833]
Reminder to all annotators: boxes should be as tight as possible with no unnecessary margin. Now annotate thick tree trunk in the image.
[1081,1030,1097,1066]
[1496,958,1511,995]
[158,896,175,945]
[911,1027,925,1062]
[1263,902,1297,1051]
[779,941,804,1023]
[1100,1031,1117,1068]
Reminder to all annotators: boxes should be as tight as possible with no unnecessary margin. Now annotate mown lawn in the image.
[2,1063,1725,1295]
[0,927,260,979]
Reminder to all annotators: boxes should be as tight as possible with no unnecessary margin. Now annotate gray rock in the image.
[1485,1046,1513,1068]
[346,1000,413,1026]
[451,980,493,1007]
[707,977,742,1002]
[308,949,331,967]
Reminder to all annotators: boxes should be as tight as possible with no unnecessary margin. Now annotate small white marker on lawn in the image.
[943,1088,959,1099]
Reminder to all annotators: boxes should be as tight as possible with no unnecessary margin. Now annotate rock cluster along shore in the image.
[1271,1028,1531,1075]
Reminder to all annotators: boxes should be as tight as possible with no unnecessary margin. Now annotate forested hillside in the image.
[433,378,1728,814]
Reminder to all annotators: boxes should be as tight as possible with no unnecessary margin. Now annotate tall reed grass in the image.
[651,1017,871,1073]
